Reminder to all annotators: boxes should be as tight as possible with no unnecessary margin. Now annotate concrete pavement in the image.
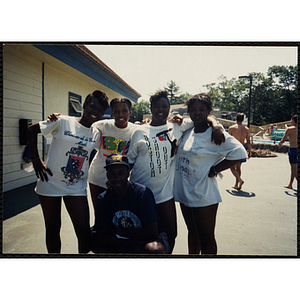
[2,152,298,256]
[174,151,297,256]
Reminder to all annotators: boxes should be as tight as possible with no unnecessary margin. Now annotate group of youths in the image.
[30,88,276,255]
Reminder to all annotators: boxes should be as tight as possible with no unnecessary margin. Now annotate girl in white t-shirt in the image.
[47,98,137,213]
[127,91,225,253]
[88,98,137,211]
[27,90,109,254]
[88,98,188,215]
[174,93,247,255]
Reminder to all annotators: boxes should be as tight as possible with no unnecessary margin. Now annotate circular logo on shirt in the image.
[113,210,142,229]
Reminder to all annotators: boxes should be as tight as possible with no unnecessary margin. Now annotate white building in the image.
[3,44,141,193]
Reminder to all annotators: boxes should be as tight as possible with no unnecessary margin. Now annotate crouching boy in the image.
[90,153,169,254]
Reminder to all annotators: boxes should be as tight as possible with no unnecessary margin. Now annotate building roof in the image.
[33,44,141,102]
[75,45,141,98]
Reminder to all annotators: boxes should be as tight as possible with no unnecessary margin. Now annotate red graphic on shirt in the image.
[67,155,85,174]
[61,146,88,185]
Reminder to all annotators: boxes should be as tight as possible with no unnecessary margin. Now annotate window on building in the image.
[69,92,83,117]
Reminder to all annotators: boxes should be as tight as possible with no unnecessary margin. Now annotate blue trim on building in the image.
[33,45,139,103]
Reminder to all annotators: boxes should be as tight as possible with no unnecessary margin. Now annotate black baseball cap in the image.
[104,153,130,169]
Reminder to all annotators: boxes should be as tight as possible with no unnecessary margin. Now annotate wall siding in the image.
[3,46,43,192]
[43,63,123,117]
[3,44,136,193]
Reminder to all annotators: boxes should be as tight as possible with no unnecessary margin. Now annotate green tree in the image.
[248,73,274,125]
[247,67,297,125]
[154,80,192,105]
[129,100,150,123]
[267,65,297,120]
[163,80,181,104]
[204,75,245,113]
[204,66,297,125]
[175,92,193,104]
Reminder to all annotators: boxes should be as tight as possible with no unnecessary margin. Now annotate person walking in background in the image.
[279,115,298,189]
[228,113,251,190]
[27,90,109,253]
[266,124,276,135]
[174,93,247,255]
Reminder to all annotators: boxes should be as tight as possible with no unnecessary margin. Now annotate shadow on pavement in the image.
[225,189,256,198]
[3,183,39,220]
[284,190,297,197]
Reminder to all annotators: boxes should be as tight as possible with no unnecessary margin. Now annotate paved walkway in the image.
[2,152,298,256]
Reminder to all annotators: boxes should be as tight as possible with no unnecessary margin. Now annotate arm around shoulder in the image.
[208,116,225,145]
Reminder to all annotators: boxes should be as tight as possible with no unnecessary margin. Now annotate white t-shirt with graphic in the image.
[174,127,248,207]
[35,115,101,197]
[127,118,193,204]
[88,119,137,188]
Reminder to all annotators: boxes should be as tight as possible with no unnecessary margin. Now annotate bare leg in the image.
[230,166,240,189]
[180,203,201,254]
[39,195,62,253]
[230,164,244,190]
[235,163,244,190]
[63,196,92,253]
[89,183,107,212]
[284,163,297,189]
[192,203,219,255]
[293,163,298,181]
[156,198,177,253]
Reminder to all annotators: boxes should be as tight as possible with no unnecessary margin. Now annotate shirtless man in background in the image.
[279,115,298,189]
[228,113,251,190]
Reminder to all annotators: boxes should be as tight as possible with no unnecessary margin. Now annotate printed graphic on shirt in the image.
[61,146,89,186]
[156,128,177,157]
[64,130,98,146]
[176,156,193,179]
[143,128,177,178]
[113,210,142,229]
[102,136,130,157]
